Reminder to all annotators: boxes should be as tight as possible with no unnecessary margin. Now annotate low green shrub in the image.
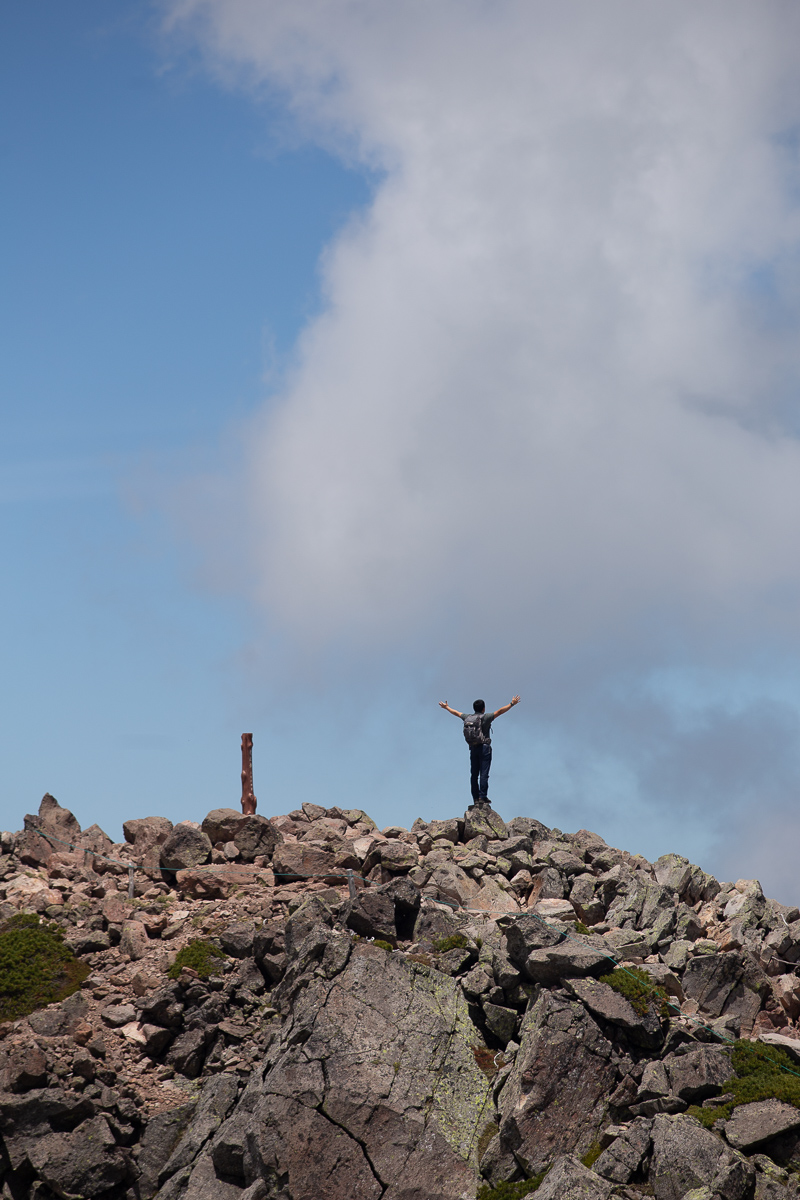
[686,1039,800,1126]
[476,1168,549,1199]
[598,968,670,1018]
[574,920,591,936]
[433,933,470,953]
[580,1141,603,1168]
[168,938,226,980]
[0,913,90,1022]
[373,939,393,952]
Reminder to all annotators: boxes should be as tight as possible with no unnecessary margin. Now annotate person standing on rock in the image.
[439,696,520,808]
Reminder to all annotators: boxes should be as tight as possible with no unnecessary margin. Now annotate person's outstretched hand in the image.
[439,700,448,709]
[511,695,521,705]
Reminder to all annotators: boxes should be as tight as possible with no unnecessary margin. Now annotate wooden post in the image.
[127,864,135,899]
[241,733,257,815]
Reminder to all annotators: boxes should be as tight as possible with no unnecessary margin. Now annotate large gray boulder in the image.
[160,823,212,871]
[665,1045,735,1102]
[535,1153,612,1199]
[522,943,610,987]
[649,1113,754,1200]
[158,943,493,1199]
[725,1100,800,1152]
[564,977,663,1048]
[497,990,618,1174]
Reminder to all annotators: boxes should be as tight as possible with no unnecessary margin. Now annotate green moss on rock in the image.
[598,967,670,1017]
[686,1039,800,1126]
[0,913,90,1022]
[168,938,226,980]
[476,1168,549,1199]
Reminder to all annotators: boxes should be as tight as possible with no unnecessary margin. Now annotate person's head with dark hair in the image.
[473,699,486,714]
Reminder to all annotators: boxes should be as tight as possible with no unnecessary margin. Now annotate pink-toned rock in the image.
[272,842,348,885]
[174,863,262,899]
[122,816,173,852]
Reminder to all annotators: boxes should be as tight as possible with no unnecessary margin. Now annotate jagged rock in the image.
[204,943,494,1200]
[535,1153,613,1199]
[25,1113,132,1197]
[160,823,212,872]
[283,896,334,956]
[592,1118,652,1183]
[378,874,422,938]
[507,816,551,840]
[174,863,261,898]
[137,984,185,1028]
[564,977,663,1048]
[120,919,150,961]
[758,1032,800,1064]
[123,815,173,851]
[665,1044,735,1102]
[464,807,508,841]
[501,911,564,967]
[724,1100,800,1152]
[424,861,478,906]
[342,891,397,941]
[272,841,342,884]
[157,1074,239,1184]
[231,815,282,862]
[137,1102,197,1198]
[638,962,684,1002]
[67,928,111,954]
[483,1001,518,1043]
[166,1026,215,1079]
[682,952,743,1016]
[649,1112,755,1200]
[497,990,618,1174]
[523,943,610,987]
[219,921,256,958]
[2,1044,48,1092]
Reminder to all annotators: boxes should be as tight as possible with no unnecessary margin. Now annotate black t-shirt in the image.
[461,712,495,744]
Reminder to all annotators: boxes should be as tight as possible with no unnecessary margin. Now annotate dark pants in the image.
[469,744,492,801]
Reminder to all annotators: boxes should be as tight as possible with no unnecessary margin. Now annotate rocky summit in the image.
[2,797,800,1199]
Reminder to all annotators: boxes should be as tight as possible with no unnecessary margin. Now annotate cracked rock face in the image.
[206,942,494,1200]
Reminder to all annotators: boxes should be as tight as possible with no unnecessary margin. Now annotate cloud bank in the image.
[165,1,800,894]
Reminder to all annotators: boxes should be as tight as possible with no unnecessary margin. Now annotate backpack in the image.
[463,713,487,746]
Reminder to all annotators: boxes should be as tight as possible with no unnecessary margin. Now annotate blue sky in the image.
[4,2,800,903]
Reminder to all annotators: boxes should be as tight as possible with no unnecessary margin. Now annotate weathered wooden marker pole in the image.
[240,732,257,815]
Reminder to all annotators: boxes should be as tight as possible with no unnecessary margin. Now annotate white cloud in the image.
[163,1,800,897]
[167,0,800,658]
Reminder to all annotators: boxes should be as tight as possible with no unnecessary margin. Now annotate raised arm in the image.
[439,701,464,718]
[493,695,521,719]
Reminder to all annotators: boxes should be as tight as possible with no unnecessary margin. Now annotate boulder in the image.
[226,944,493,1200]
[523,944,610,987]
[174,863,261,899]
[649,1113,754,1200]
[342,891,396,942]
[166,1026,215,1079]
[272,842,343,884]
[136,1102,197,1199]
[483,1002,518,1044]
[666,1045,735,1103]
[501,912,564,967]
[101,1002,138,1027]
[725,1100,800,1152]
[201,808,246,844]
[26,1114,132,1197]
[119,920,150,961]
[682,953,743,1017]
[2,1044,48,1092]
[378,875,422,939]
[592,1119,652,1184]
[497,990,618,1174]
[231,815,282,862]
[535,1153,612,1199]
[219,921,256,958]
[160,824,212,871]
[123,815,173,851]
[564,977,663,1048]
[463,807,508,841]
